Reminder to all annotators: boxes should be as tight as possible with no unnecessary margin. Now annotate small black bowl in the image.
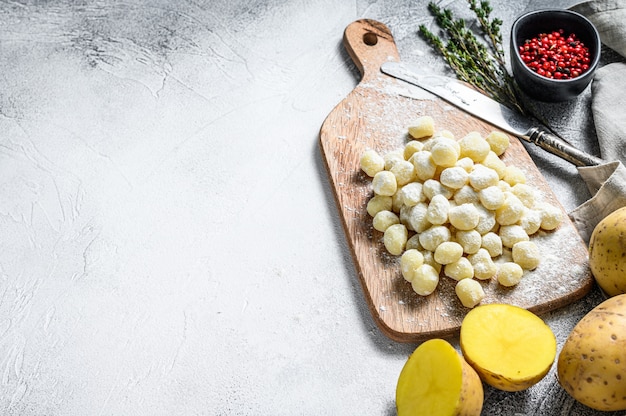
[510,9,601,102]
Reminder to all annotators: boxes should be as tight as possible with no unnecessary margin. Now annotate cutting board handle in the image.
[343,19,400,82]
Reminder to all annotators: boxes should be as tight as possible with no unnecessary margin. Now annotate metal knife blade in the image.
[380,61,604,167]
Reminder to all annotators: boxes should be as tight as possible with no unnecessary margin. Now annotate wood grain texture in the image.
[319,19,594,343]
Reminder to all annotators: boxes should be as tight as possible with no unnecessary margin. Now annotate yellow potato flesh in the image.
[557,294,626,411]
[460,304,556,391]
[396,339,482,416]
[588,206,626,296]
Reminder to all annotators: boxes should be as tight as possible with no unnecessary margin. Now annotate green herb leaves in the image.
[419,0,526,116]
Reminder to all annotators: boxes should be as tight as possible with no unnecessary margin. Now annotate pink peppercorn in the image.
[519,29,591,80]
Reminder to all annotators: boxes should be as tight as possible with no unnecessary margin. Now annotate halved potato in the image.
[460,303,556,391]
[396,338,483,416]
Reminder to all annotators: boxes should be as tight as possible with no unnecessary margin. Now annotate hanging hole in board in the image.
[363,32,378,46]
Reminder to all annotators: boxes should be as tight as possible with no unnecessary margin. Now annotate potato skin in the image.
[557,294,626,411]
[588,206,626,296]
[469,362,551,392]
[458,357,484,416]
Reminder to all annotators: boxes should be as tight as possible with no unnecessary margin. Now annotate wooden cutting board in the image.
[319,19,594,343]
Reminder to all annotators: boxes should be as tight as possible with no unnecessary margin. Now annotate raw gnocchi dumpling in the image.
[440,166,470,189]
[399,182,425,207]
[481,151,506,178]
[455,278,485,308]
[468,248,498,280]
[455,229,482,255]
[426,194,450,225]
[411,264,440,296]
[401,249,425,282]
[384,224,407,256]
[448,203,480,231]
[367,195,392,217]
[391,160,416,186]
[474,204,497,235]
[495,192,525,225]
[384,149,404,170]
[481,232,503,257]
[459,131,490,163]
[405,234,422,251]
[408,116,435,139]
[539,203,563,230]
[431,137,460,167]
[421,249,442,273]
[403,140,424,160]
[469,165,499,190]
[455,157,474,172]
[499,224,530,248]
[372,171,397,196]
[485,131,510,156]
[503,165,526,186]
[373,210,400,232]
[478,186,505,211]
[411,151,437,181]
[512,241,541,270]
[497,262,524,287]
[360,149,385,177]
[454,185,479,205]
[423,179,454,200]
[419,225,452,252]
[512,183,536,208]
[444,257,474,281]
[434,241,464,265]
[405,202,430,233]
[519,208,543,235]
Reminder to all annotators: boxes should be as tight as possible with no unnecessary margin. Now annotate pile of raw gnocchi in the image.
[360,116,562,308]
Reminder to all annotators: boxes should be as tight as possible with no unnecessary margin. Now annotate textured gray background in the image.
[0,0,624,415]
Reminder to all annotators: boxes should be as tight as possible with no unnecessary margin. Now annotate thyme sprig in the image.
[419,0,527,116]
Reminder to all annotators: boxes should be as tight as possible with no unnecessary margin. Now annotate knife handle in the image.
[525,127,605,167]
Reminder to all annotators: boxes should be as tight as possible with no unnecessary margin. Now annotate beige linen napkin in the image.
[571,0,626,57]
[567,0,626,242]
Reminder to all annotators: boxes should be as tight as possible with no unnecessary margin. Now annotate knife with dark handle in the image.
[381,61,605,167]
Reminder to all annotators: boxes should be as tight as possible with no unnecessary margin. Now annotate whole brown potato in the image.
[588,206,626,296]
[557,294,626,411]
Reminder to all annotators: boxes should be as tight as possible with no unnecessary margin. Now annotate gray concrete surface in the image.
[0,1,623,415]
